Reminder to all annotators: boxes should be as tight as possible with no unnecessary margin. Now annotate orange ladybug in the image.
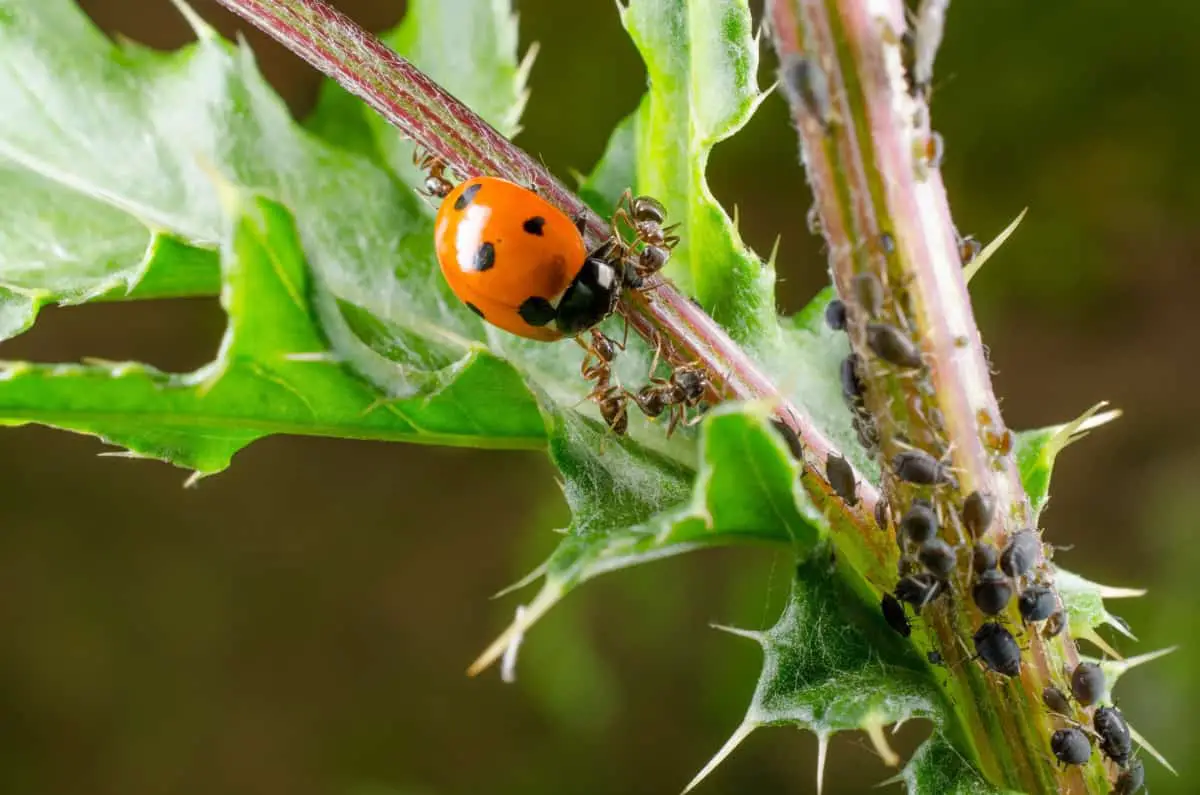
[433,176,623,341]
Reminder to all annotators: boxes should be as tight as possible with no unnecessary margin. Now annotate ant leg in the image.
[665,405,684,438]
[646,330,667,378]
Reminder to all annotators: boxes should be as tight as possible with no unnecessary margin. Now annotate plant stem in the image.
[767,0,1108,791]
[211,0,885,539]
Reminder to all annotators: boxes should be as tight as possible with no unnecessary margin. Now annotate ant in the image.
[575,329,632,436]
[630,334,710,436]
[610,190,681,285]
[413,150,454,199]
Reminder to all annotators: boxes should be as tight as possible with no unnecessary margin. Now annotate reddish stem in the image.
[212,0,883,536]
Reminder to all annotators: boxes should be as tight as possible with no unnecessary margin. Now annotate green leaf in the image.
[1055,567,1145,658]
[684,548,947,793]
[901,734,1016,795]
[618,0,776,348]
[470,403,823,675]
[0,194,544,476]
[308,0,532,190]
[0,0,565,462]
[1014,401,1120,518]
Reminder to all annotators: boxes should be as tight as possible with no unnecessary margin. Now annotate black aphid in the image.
[895,572,943,609]
[1050,727,1091,767]
[1070,662,1106,707]
[893,449,950,485]
[962,490,995,537]
[769,418,804,462]
[826,454,859,506]
[1094,706,1132,767]
[972,542,998,574]
[881,593,911,637]
[1018,585,1058,623]
[972,569,1013,616]
[825,298,847,331]
[840,354,866,408]
[918,538,958,578]
[853,272,884,319]
[900,499,938,544]
[1113,758,1145,794]
[927,650,944,666]
[875,498,891,531]
[1000,529,1041,578]
[1042,610,1067,639]
[779,55,834,132]
[973,622,1021,677]
[867,323,924,369]
[1041,685,1071,715]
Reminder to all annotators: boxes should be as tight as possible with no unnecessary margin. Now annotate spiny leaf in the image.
[898,734,1016,795]
[687,548,947,793]
[0,195,544,475]
[617,0,776,348]
[470,403,823,676]
[0,0,570,464]
[1055,567,1145,657]
[1015,401,1121,518]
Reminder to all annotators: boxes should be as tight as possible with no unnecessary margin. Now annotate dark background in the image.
[1,1,1197,793]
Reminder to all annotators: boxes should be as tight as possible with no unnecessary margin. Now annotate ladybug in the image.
[433,176,623,341]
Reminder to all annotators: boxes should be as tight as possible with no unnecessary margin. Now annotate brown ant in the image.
[575,329,632,436]
[611,190,681,284]
[630,335,710,436]
[413,150,454,199]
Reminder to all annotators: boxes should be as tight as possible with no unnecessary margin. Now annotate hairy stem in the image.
[211,0,885,536]
[767,0,1108,791]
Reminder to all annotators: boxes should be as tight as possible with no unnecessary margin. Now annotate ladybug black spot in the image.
[471,241,496,272]
[522,216,546,236]
[465,302,485,319]
[454,182,482,211]
[518,296,557,327]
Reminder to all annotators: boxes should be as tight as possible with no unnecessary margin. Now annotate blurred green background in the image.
[0,0,1196,793]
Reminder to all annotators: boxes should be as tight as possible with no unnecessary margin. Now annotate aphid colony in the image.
[421,151,1142,790]
[823,253,1140,788]
[419,154,707,436]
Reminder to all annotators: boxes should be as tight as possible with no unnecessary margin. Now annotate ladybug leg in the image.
[572,212,587,236]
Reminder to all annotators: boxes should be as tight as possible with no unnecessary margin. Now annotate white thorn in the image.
[491,561,549,600]
[166,0,215,39]
[1128,724,1177,775]
[183,471,205,489]
[1097,584,1148,599]
[864,719,901,766]
[681,722,756,794]
[1104,612,1138,641]
[467,584,562,677]
[1043,401,1119,462]
[1055,568,1146,600]
[964,207,1027,284]
[500,606,526,684]
[1116,646,1178,674]
[873,769,907,789]
[815,732,830,795]
[1075,626,1122,661]
[710,623,765,643]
